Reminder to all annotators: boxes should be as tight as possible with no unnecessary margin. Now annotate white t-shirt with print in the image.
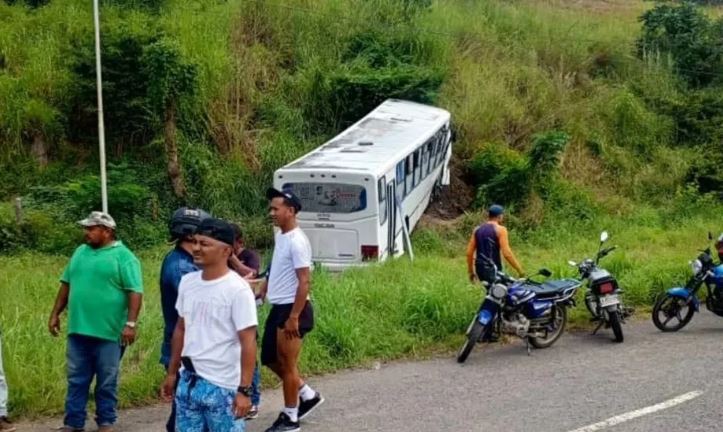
[267,227,312,305]
[176,270,257,390]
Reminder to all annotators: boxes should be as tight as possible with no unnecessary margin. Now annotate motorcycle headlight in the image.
[690,259,703,275]
[490,283,508,299]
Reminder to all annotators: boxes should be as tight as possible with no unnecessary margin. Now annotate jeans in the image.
[251,364,261,406]
[0,332,7,417]
[64,334,122,429]
[175,370,245,432]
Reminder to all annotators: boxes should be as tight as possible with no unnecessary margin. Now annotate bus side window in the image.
[425,141,433,175]
[421,145,429,179]
[430,137,438,168]
[435,134,444,167]
[405,155,413,196]
[396,161,405,202]
[413,149,421,187]
[378,177,387,225]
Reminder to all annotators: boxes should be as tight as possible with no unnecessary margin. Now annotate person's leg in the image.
[175,371,205,432]
[64,335,94,429]
[276,329,303,419]
[93,339,121,428]
[202,378,245,432]
[0,332,8,419]
[261,307,283,378]
[294,302,322,420]
[251,363,261,407]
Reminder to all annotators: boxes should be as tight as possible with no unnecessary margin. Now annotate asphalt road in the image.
[19,312,723,432]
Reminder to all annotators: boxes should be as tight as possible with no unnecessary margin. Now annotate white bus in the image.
[273,99,452,270]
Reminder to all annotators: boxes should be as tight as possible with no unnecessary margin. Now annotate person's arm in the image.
[230,285,258,418]
[233,326,256,418]
[497,226,524,276]
[48,282,70,337]
[284,267,310,339]
[160,317,185,401]
[122,293,143,346]
[466,231,477,282]
[229,254,257,278]
[284,238,311,339]
[121,257,144,346]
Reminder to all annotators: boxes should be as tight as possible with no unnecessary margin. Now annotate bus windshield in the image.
[282,182,367,213]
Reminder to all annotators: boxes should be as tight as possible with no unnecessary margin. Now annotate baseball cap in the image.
[78,211,117,229]
[195,218,235,246]
[488,204,505,217]
[266,187,302,212]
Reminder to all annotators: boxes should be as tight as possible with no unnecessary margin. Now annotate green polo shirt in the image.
[60,241,143,341]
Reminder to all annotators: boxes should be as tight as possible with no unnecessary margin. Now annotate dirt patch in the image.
[425,158,475,220]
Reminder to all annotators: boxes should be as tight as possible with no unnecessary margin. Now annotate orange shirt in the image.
[466,221,523,276]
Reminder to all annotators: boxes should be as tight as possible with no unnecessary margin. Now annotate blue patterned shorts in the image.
[175,370,246,432]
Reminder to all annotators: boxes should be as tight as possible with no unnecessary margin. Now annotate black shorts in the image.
[261,302,314,366]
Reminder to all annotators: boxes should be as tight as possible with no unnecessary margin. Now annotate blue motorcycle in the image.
[457,257,582,363]
[652,233,723,332]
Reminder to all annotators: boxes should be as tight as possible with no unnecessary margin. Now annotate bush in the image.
[470,131,569,208]
[637,2,723,87]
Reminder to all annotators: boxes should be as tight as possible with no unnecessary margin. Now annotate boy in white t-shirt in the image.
[161,218,258,431]
[257,188,323,432]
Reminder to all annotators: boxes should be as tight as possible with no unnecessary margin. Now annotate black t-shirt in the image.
[238,248,261,274]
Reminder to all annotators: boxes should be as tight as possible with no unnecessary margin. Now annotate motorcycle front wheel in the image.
[652,295,695,332]
[457,318,485,363]
[608,308,624,343]
[529,305,567,349]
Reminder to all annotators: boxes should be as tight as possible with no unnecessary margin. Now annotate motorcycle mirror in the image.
[568,260,577,267]
[538,268,552,277]
[600,231,609,243]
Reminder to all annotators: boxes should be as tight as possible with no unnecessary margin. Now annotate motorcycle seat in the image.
[526,279,580,298]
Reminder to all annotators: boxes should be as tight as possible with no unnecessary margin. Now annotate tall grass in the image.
[2,198,721,417]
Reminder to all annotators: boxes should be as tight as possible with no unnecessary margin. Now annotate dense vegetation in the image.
[0,0,721,418]
[0,0,721,252]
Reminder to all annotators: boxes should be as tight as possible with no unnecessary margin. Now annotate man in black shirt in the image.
[230,224,260,279]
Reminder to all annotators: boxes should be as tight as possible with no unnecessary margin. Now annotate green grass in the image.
[2,200,721,418]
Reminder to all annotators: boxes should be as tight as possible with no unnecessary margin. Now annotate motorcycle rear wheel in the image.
[529,305,567,349]
[457,319,485,363]
[608,308,624,343]
[652,295,695,332]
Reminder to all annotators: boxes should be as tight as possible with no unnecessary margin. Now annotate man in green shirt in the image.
[48,211,144,432]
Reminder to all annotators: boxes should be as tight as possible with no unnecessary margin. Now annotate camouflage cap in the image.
[78,211,117,229]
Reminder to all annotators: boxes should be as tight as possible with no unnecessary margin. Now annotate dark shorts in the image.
[261,302,314,366]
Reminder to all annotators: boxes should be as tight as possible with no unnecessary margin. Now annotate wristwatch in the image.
[125,321,137,329]
[237,385,253,397]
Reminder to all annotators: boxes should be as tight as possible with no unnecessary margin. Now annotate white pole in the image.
[93,0,108,213]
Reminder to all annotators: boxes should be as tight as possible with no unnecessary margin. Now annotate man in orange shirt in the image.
[466,205,524,285]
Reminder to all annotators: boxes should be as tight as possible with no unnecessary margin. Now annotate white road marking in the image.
[567,391,704,432]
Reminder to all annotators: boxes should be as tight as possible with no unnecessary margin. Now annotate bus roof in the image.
[278,99,451,177]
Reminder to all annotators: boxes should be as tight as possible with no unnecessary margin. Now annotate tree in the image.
[637,2,723,87]
[141,39,198,199]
